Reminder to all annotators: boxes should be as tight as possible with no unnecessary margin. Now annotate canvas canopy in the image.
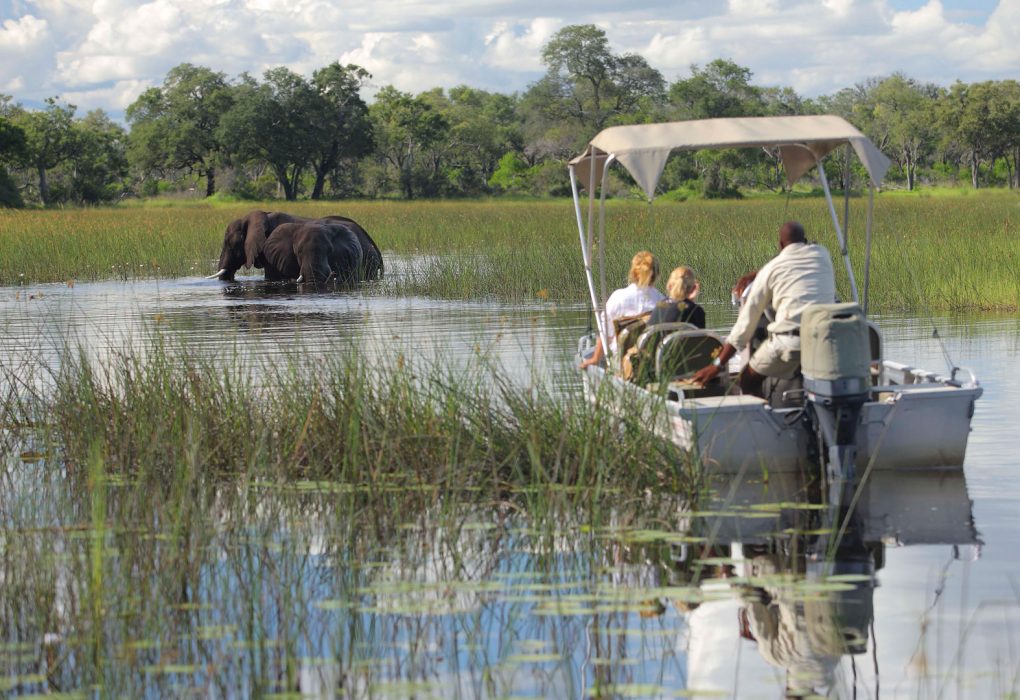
[569,115,891,200]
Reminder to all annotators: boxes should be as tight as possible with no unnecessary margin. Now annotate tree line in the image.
[2,24,1020,208]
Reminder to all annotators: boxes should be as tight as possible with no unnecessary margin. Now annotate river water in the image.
[0,269,1017,699]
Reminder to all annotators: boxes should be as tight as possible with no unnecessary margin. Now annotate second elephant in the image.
[261,220,369,286]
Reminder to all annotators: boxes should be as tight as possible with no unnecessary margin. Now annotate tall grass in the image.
[5,336,696,496]
[0,338,702,694]
[2,194,1018,310]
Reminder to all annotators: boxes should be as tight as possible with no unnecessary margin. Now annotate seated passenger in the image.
[580,250,666,369]
[691,221,836,396]
[648,266,705,329]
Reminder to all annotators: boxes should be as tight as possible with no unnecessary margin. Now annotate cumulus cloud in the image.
[482,18,560,72]
[0,0,1018,117]
[0,14,56,94]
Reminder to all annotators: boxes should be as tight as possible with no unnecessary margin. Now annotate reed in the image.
[6,336,696,496]
[1,194,1017,310]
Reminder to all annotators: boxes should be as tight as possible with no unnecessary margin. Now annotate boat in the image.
[568,116,982,485]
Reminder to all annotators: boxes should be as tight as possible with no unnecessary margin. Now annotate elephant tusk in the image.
[205,269,227,279]
[296,275,304,283]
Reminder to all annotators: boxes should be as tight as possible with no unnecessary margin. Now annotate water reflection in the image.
[680,469,979,697]
[0,457,983,698]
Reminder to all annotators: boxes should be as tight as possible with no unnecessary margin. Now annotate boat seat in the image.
[868,321,883,385]
[655,330,727,396]
[622,322,696,384]
[614,313,653,356]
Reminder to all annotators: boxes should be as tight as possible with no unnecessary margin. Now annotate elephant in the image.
[209,210,383,283]
[259,220,366,286]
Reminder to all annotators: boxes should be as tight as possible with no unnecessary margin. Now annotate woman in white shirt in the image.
[580,250,666,369]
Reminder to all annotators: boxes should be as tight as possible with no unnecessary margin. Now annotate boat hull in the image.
[582,363,982,475]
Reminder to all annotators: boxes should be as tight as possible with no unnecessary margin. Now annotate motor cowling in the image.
[801,303,871,399]
[800,303,871,509]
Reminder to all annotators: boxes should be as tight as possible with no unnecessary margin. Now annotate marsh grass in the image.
[7,336,697,496]
[2,195,1018,310]
[0,337,706,695]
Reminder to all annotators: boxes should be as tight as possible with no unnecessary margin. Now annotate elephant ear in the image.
[244,211,272,268]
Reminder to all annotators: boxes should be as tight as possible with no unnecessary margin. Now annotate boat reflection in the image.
[677,468,980,697]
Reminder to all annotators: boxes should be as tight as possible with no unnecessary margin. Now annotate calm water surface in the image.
[0,270,1017,698]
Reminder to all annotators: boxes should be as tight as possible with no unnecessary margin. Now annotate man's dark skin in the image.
[691,221,807,395]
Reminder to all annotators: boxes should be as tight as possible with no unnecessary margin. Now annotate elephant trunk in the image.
[206,268,228,280]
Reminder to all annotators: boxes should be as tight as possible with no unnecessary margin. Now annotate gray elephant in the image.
[263,220,367,285]
[209,210,383,283]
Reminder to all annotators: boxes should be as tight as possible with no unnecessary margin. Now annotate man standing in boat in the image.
[691,221,836,396]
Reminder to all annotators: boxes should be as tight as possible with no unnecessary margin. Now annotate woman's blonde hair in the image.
[627,251,658,287]
[666,266,697,301]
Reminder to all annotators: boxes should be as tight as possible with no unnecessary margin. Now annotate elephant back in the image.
[319,216,383,281]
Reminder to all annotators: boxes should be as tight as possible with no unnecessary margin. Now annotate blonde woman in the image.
[580,250,666,369]
[648,266,705,328]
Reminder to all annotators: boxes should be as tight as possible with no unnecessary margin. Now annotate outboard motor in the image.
[801,304,871,508]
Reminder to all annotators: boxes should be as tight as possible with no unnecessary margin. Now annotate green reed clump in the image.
[11,338,696,497]
[3,194,1017,310]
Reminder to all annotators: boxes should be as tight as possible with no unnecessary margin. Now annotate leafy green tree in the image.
[308,62,374,199]
[369,86,448,199]
[420,86,522,195]
[537,24,665,134]
[0,96,28,207]
[667,60,778,194]
[10,97,77,205]
[219,68,322,200]
[487,152,529,192]
[983,80,1020,188]
[937,80,1016,188]
[65,110,128,203]
[864,75,941,190]
[125,64,233,196]
[669,59,764,119]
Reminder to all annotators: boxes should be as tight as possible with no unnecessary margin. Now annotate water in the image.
[0,272,1017,698]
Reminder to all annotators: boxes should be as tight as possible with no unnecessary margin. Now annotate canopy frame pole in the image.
[598,154,616,354]
[817,159,860,305]
[569,162,608,357]
[843,144,851,252]
[863,185,875,316]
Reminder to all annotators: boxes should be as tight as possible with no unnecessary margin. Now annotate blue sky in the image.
[1,0,1017,117]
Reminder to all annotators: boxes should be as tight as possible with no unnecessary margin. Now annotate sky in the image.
[1,0,1017,119]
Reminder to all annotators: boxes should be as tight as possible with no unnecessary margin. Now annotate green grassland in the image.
[1,192,1018,310]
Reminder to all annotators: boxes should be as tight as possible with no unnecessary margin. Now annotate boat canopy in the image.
[569,115,890,200]
[568,115,891,360]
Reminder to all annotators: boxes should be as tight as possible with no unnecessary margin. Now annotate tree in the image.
[537,24,665,134]
[125,64,233,196]
[369,86,448,199]
[65,110,128,203]
[938,80,1014,189]
[667,60,775,194]
[420,86,522,195]
[11,97,77,205]
[308,63,374,199]
[0,95,28,207]
[669,59,764,119]
[866,75,941,190]
[219,68,322,200]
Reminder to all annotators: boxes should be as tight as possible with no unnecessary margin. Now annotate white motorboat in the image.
[569,116,982,479]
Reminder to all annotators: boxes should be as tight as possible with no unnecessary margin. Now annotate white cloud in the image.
[1,0,1018,117]
[482,18,560,72]
[62,78,151,111]
[728,0,779,16]
[0,14,55,94]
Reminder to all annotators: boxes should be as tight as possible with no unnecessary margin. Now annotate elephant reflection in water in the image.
[209,210,384,286]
